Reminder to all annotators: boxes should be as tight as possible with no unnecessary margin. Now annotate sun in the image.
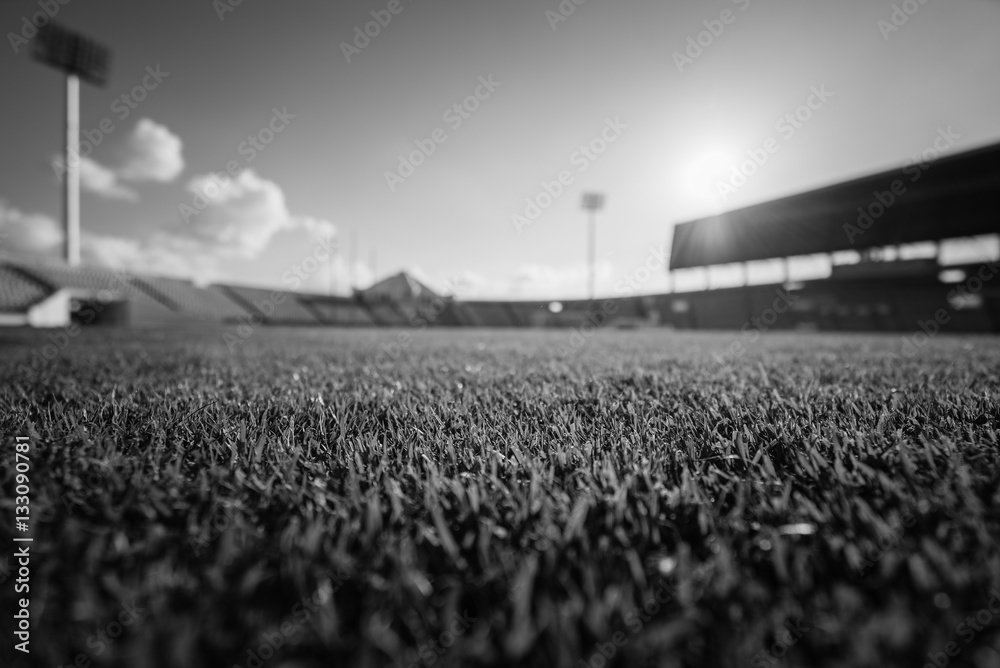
[681,147,736,209]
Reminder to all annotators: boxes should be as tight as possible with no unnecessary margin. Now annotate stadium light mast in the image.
[581,192,604,300]
[33,23,111,267]
[350,228,358,294]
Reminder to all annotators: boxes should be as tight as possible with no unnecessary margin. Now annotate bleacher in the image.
[133,275,250,323]
[11,260,160,303]
[501,302,537,326]
[0,266,50,312]
[459,302,517,327]
[216,284,320,325]
[430,301,469,327]
[4,260,188,326]
[361,300,410,326]
[299,295,375,326]
[1,251,997,332]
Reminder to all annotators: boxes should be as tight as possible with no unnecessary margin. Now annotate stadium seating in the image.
[0,266,50,312]
[650,295,696,329]
[503,302,540,326]
[2,257,998,333]
[216,284,321,324]
[360,300,410,326]
[133,275,250,323]
[5,260,190,326]
[300,296,375,326]
[609,296,645,321]
[430,301,469,326]
[11,260,159,302]
[460,302,517,327]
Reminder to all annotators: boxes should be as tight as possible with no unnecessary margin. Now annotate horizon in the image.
[2,0,999,300]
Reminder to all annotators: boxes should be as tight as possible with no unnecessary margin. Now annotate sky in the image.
[1,0,999,299]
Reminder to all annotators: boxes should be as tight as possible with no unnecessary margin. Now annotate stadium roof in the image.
[362,272,440,301]
[669,140,1000,270]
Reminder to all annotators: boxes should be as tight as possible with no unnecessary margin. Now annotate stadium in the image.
[3,3,1000,668]
[5,137,1000,331]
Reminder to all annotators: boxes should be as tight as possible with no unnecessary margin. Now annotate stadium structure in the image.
[2,140,999,332]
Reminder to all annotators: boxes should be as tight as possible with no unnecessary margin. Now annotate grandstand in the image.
[299,295,375,326]
[460,302,519,328]
[134,276,249,323]
[358,271,441,326]
[1,258,194,327]
[1,141,998,332]
[359,300,410,326]
[216,284,320,325]
[10,259,156,300]
[664,139,1000,333]
[0,265,50,313]
[0,265,53,326]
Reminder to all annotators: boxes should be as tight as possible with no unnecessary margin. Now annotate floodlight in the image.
[581,192,605,299]
[33,23,111,87]
[32,23,112,266]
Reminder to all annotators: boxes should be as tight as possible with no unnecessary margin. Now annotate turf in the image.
[2,327,1000,668]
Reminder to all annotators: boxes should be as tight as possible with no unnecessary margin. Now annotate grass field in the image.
[2,326,1000,668]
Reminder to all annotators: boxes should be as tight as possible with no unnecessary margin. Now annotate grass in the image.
[2,326,1000,668]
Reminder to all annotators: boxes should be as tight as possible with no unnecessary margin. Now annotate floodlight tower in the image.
[350,228,358,294]
[33,23,111,267]
[581,192,604,300]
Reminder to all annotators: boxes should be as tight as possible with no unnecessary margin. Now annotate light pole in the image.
[581,192,604,300]
[350,228,358,295]
[65,72,79,266]
[33,23,111,267]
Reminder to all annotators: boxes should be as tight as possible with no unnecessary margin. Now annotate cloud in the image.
[286,253,375,296]
[54,118,184,201]
[297,215,338,242]
[117,119,184,183]
[411,260,641,300]
[484,262,615,299]
[79,157,138,201]
[183,169,295,257]
[82,233,218,283]
[182,169,336,259]
[0,202,62,256]
[73,167,342,286]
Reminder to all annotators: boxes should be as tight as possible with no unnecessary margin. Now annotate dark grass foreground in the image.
[2,327,1000,668]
